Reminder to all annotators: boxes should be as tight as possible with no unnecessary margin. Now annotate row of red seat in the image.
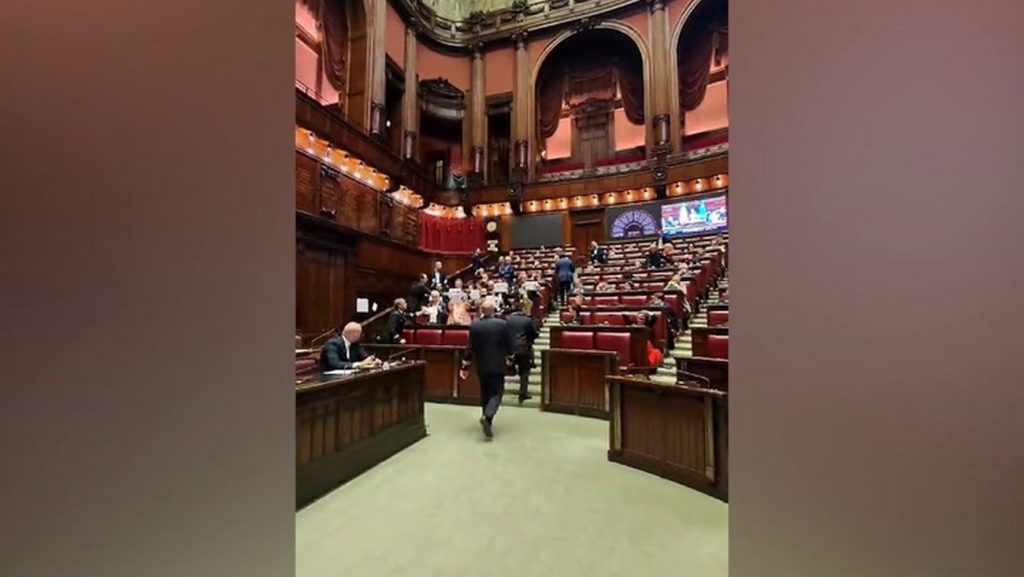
[556,329,650,371]
[575,293,685,320]
[400,326,470,346]
[706,335,729,359]
[560,309,669,346]
[708,309,729,327]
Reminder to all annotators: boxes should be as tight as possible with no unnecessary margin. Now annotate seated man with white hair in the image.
[420,290,447,324]
[318,322,381,371]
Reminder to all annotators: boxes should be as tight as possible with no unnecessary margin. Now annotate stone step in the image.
[505,374,542,385]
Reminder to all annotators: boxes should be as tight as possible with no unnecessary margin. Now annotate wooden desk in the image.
[295,361,427,508]
[676,356,729,392]
[549,325,652,371]
[362,344,481,405]
[607,376,728,502]
[541,349,618,418]
[690,326,729,358]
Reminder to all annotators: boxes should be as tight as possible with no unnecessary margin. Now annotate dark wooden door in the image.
[570,209,606,264]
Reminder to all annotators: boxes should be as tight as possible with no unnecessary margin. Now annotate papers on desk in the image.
[295,348,313,355]
[323,369,357,376]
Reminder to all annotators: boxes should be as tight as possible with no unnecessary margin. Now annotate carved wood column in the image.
[469,43,487,179]
[369,0,387,136]
[648,0,673,155]
[402,26,419,161]
[511,32,529,181]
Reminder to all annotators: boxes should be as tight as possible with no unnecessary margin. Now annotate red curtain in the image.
[418,215,485,252]
[320,0,349,92]
[678,26,725,112]
[538,60,645,140]
[537,67,566,140]
[617,64,645,125]
[566,67,616,106]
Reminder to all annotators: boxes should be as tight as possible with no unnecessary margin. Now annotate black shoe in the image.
[518,394,532,405]
[481,417,493,439]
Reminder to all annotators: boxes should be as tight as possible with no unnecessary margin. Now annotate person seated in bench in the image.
[562,296,583,325]
[595,280,614,292]
[631,311,663,367]
[664,271,685,292]
[619,273,640,291]
[420,291,447,325]
[319,322,382,371]
[449,298,472,325]
[645,244,667,269]
[647,292,678,349]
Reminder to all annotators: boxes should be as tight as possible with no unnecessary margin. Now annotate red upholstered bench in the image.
[708,334,729,359]
[416,329,443,345]
[708,310,730,327]
[593,296,620,307]
[402,329,416,344]
[560,331,596,350]
[442,328,469,346]
[596,332,634,370]
[295,358,317,377]
[620,295,647,307]
[592,312,625,326]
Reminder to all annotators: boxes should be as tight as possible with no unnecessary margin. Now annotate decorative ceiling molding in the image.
[389,0,644,53]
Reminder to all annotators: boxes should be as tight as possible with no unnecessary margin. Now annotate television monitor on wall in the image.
[660,194,728,238]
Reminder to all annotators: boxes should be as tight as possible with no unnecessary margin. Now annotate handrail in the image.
[310,327,338,346]
[361,306,395,329]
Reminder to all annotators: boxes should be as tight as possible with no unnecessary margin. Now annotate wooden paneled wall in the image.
[297,208,475,338]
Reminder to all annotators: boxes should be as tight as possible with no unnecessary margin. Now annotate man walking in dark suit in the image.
[505,298,539,404]
[408,273,429,313]
[428,260,447,292]
[460,298,513,439]
[553,251,575,308]
[319,322,381,370]
[380,298,408,344]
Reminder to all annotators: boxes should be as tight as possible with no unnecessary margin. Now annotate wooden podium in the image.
[295,361,427,508]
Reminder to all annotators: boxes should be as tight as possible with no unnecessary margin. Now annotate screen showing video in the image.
[660,194,728,238]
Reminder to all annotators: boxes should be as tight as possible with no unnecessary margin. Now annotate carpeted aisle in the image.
[296,403,728,577]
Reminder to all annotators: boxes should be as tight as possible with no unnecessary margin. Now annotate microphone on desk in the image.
[386,347,419,363]
[677,369,712,388]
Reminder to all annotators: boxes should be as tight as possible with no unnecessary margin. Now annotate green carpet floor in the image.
[296,403,728,577]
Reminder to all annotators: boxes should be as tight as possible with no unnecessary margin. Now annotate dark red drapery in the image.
[617,64,645,125]
[418,214,485,253]
[678,25,727,112]
[537,67,566,140]
[319,0,349,92]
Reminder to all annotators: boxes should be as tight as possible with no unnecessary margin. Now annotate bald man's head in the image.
[479,298,497,317]
[341,322,363,343]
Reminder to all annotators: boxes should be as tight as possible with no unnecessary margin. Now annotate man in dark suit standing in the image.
[505,298,539,404]
[319,322,381,370]
[460,298,513,439]
[470,248,484,274]
[588,241,607,265]
[408,273,429,313]
[553,251,575,308]
[380,298,408,344]
[428,260,447,292]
